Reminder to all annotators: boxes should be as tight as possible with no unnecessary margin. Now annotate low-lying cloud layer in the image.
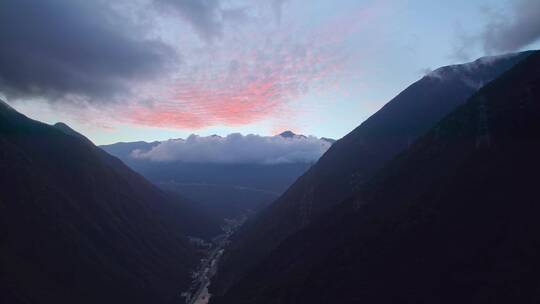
[131,133,332,164]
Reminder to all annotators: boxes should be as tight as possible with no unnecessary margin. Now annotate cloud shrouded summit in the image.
[131,133,331,164]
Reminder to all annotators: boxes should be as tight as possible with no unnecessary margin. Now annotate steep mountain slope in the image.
[211,51,534,294]
[55,125,225,235]
[213,51,540,303]
[0,102,217,304]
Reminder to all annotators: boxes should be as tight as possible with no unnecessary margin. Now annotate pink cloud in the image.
[126,58,335,128]
[118,3,384,130]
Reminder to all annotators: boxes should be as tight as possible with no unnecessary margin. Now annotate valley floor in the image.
[184,217,246,304]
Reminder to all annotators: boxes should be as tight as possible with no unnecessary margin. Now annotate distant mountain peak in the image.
[321,137,336,144]
[279,130,297,138]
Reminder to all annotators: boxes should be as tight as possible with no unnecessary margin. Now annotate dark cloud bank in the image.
[0,0,289,105]
[0,0,175,103]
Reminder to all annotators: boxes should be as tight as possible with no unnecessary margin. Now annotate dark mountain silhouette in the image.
[278,130,310,140]
[53,122,92,143]
[278,130,297,138]
[212,50,540,304]
[320,137,337,144]
[210,51,535,296]
[0,103,219,304]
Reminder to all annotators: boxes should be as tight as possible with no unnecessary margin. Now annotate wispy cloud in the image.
[154,0,251,42]
[272,0,288,25]
[126,31,345,128]
[452,0,540,60]
[482,0,540,53]
[0,0,380,131]
[122,2,380,129]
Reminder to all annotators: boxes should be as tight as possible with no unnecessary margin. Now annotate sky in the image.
[1,0,540,145]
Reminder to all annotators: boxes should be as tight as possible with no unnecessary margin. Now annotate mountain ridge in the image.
[212,50,540,304]
[0,103,218,304]
[210,50,536,296]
